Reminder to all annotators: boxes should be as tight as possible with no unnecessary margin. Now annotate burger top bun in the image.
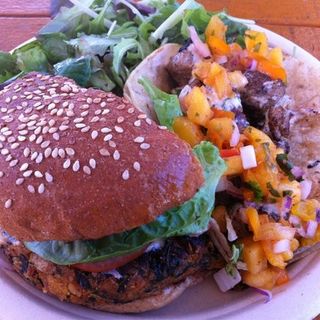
[0,73,204,241]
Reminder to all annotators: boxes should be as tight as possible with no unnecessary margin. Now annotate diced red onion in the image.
[187,44,202,64]
[289,215,301,226]
[188,26,211,58]
[281,196,292,219]
[249,59,258,71]
[254,288,273,303]
[145,239,164,252]
[105,269,123,279]
[216,177,243,199]
[300,179,312,200]
[291,166,304,180]
[213,267,241,292]
[316,208,320,223]
[306,220,318,238]
[273,239,291,254]
[215,55,228,64]
[225,214,238,242]
[179,85,192,111]
[230,121,240,147]
[240,145,257,169]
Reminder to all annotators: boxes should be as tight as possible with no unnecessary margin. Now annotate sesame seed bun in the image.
[0,72,204,241]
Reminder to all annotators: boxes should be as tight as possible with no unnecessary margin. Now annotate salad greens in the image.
[0,0,251,92]
[25,142,226,265]
[139,77,183,130]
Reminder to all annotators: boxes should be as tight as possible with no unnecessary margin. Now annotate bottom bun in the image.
[1,232,223,313]
[90,273,205,313]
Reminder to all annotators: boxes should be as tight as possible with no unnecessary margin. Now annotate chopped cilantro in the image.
[276,153,295,181]
[266,182,281,197]
[244,180,263,202]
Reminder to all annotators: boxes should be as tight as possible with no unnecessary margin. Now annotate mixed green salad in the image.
[0,0,250,93]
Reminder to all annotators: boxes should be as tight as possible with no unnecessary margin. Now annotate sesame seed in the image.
[29,134,37,142]
[99,149,110,156]
[11,143,20,150]
[9,159,19,167]
[90,116,99,123]
[113,150,120,160]
[102,109,110,115]
[107,97,116,102]
[18,136,27,142]
[36,136,44,144]
[5,97,11,104]
[80,104,89,110]
[41,140,50,148]
[20,163,29,171]
[146,118,152,125]
[27,185,35,193]
[0,171,4,178]
[62,101,69,108]
[1,149,9,155]
[48,127,58,134]
[134,120,141,127]
[16,178,24,185]
[34,171,43,178]
[122,169,129,180]
[101,127,112,133]
[4,199,12,209]
[65,148,75,156]
[72,160,80,172]
[93,98,101,104]
[63,159,71,169]
[140,143,151,150]
[128,108,135,114]
[81,126,90,133]
[35,153,43,164]
[51,148,58,159]
[117,116,125,124]
[104,134,113,142]
[133,161,141,172]
[158,125,167,130]
[91,130,98,140]
[23,170,33,178]
[117,104,125,110]
[58,149,66,158]
[23,148,30,158]
[5,155,12,162]
[81,111,89,117]
[44,147,52,158]
[31,152,38,161]
[38,183,45,194]
[114,126,124,133]
[66,110,75,117]
[87,97,93,104]
[49,119,55,127]
[53,133,60,141]
[74,117,84,123]
[89,159,96,169]
[57,109,64,116]
[61,85,71,93]
[75,123,86,129]
[59,125,69,131]
[109,141,116,148]
[45,172,53,183]
[48,103,56,110]
[83,166,91,175]
[34,127,42,135]
[95,109,102,116]
[100,102,107,108]
[22,101,28,108]
[138,114,147,119]
[134,136,144,143]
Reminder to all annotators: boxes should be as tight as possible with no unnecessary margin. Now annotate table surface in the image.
[0,0,320,319]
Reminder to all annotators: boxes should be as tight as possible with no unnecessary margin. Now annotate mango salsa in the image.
[245,30,268,57]
[205,15,227,41]
[207,117,233,149]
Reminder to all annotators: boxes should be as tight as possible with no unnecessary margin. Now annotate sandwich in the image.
[0,72,226,313]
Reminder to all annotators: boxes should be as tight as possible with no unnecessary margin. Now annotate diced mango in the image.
[255,223,296,242]
[245,30,268,57]
[261,240,287,269]
[291,199,319,222]
[207,36,230,56]
[274,268,290,286]
[290,238,300,252]
[268,47,284,67]
[246,207,261,237]
[228,71,248,89]
[223,155,243,176]
[193,60,212,80]
[185,86,213,127]
[206,117,234,149]
[207,64,233,99]
[257,58,287,82]
[205,15,227,41]
[172,116,205,147]
[242,268,277,290]
[212,108,235,120]
[212,205,227,233]
[241,237,268,274]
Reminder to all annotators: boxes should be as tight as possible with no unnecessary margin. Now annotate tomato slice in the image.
[220,148,240,158]
[72,247,145,273]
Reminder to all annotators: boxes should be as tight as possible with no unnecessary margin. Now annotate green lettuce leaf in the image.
[13,41,49,73]
[25,142,226,265]
[139,77,183,130]
[0,52,20,82]
[54,56,92,86]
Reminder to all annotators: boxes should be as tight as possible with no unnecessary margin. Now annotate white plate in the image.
[1,25,320,320]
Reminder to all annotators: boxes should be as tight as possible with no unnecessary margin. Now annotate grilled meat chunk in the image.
[166,49,194,87]
[1,234,223,309]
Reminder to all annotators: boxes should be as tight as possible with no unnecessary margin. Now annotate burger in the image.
[0,72,226,313]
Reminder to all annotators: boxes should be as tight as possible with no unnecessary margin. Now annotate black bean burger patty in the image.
[1,234,223,309]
